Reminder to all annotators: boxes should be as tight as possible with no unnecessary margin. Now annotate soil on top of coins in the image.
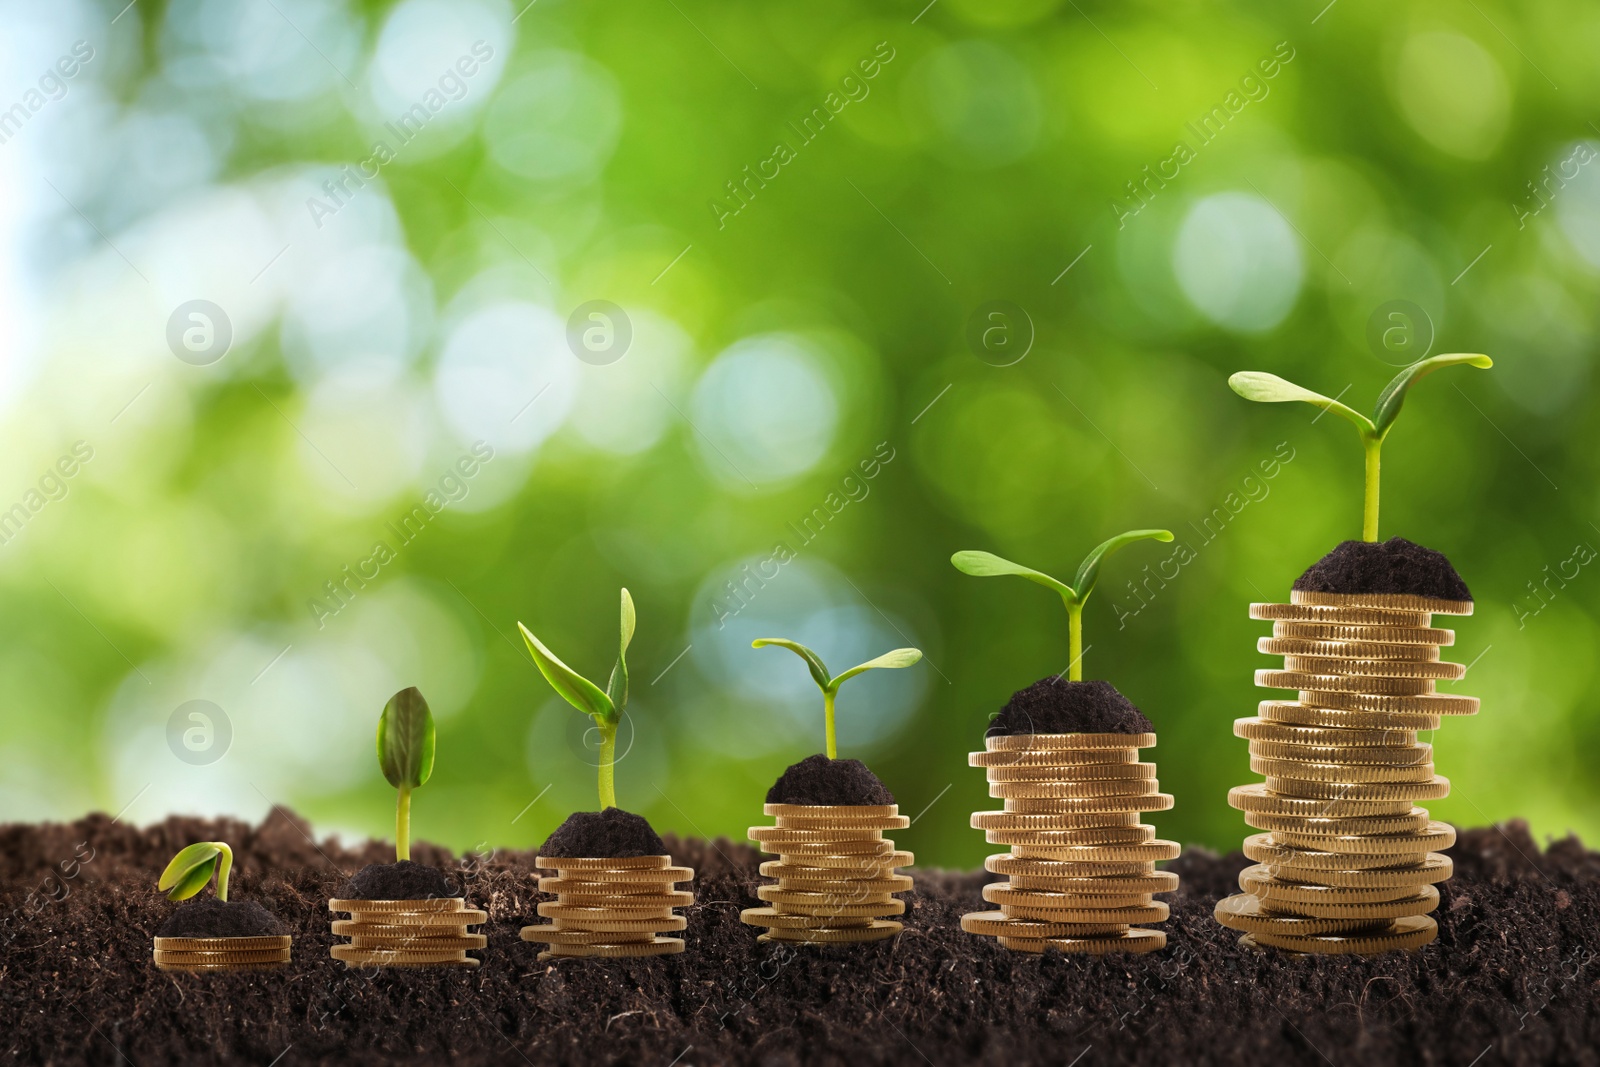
[5,807,1596,1066]
[1293,536,1473,601]
[538,807,667,858]
[765,754,895,805]
[341,859,457,901]
[987,678,1155,736]
[155,897,286,937]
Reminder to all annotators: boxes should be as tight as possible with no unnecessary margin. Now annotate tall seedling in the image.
[751,638,922,759]
[377,686,435,862]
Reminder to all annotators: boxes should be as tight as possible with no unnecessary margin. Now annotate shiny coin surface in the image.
[1005,871,1178,894]
[328,897,470,914]
[536,867,693,886]
[1240,872,1433,906]
[999,929,1166,954]
[546,891,695,910]
[1246,885,1440,920]
[1228,783,1413,818]
[988,895,1169,924]
[1243,808,1433,836]
[539,937,685,959]
[538,874,693,893]
[749,826,885,844]
[1289,589,1472,616]
[1247,740,1431,766]
[768,838,897,857]
[971,813,1152,837]
[969,748,1136,768]
[763,803,898,819]
[773,816,909,832]
[983,762,1157,782]
[988,778,1161,799]
[153,935,291,952]
[981,830,1155,850]
[1250,602,1431,626]
[1240,856,1452,888]
[152,948,292,965]
[990,792,1174,813]
[1214,893,1433,935]
[535,855,673,871]
[1300,690,1480,716]
[348,934,485,950]
[985,855,1156,878]
[330,945,476,965]
[761,851,912,871]
[1262,775,1450,801]
[1234,717,1419,747]
[960,911,1126,939]
[1272,621,1453,645]
[1250,757,1437,784]
[1243,834,1437,871]
[532,909,688,933]
[1246,913,1439,954]
[1258,670,1436,696]
[768,900,905,920]
[1280,656,1465,681]
[1267,823,1455,855]
[1259,637,1440,661]
[985,732,1154,751]
[1259,702,1440,731]
[994,841,1180,864]
[996,802,1145,821]
[751,916,903,943]
[520,926,655,945]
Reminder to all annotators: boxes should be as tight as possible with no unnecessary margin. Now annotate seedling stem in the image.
[752,638,922,758]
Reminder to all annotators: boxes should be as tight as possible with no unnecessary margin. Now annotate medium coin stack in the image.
[961,731,1179,954]
[521,855,695,960]
[328,897,486,967]
[1214,589,1478,954]
[152,934,291,972]
[741,803,914,944]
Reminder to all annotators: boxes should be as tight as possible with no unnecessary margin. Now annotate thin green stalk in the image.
[598,721,618,809]
[1068,603,1084,682]
[214,843,233,902]
[1363,436,1383,542]
[396,786,411,862]
[824,689,838,759]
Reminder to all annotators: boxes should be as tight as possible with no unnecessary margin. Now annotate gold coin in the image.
[749,826,885,844]
[153,948,292,965]
[1214,893,1432,935]
[1258,637,1440,661]
[987,894,1169,924]
[539,937,685,959]
[1262,775,1450,801]
[759,884,898,905]
[533,909,688,933]
[1250,602,1431,626]
[330,921,475,939]
[960,910,1126,939]
[1243,809,1433,836]
[1259,702,1440,731]
[773,815,910,831]
[538,876,692,894]
[992,792,1174,813]
[771,838,896,857]
[1280,656,1465,681]
[1243,834,1438,871]
[536,867,693,886]
[1228,783,1412,818]
[330,945,475,965]
[763,803,898,819]
[984,762,1158,783]
[973,817,1152,842]
[349,933,486,950]
[969,748,1137,768]
[1240,856,1451,888]
[1272,621,1453,645]
[328,897,470,914]
[745,913,903,941]
[535,854,672,871]
[153,935,291,952]
[993,804,1143,823]
[984,831,1157,852]
[1246,885,1440,920]
[985,732,1155,751]
[985,855,1156,878]
[155,961,291,973]
[1248,740,1431,766]
[1300,690,1480,716]
[1005,841,1180,863]
[998,929,1166,955]
[545,890,695,910]
[988,778,1162,799]
[769,900,906,920]
[520,926,656,945]
[1005,871,1179,894]
[1290,589,1473,616]
[1257,670,1436,696]
[1250,757,1437,784]
[1268,823,1455,855]
[1234,717,1419,747]
[989,889,1160,913]
[1247,914,1439,954]
[1240,872,1433,906]
[765,850,912,870]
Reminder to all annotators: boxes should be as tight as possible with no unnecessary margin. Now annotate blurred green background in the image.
[1,0,1594,869]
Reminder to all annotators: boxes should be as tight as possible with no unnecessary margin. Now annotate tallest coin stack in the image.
[1214,587,1478,954]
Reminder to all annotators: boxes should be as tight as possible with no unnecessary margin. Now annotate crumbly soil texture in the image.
[988,678,1155,736]
[156,897,286,937]
[766,754,894,806]
[1294,536,1473,601]
[2,808,1595,1066]
[539,807,667,858]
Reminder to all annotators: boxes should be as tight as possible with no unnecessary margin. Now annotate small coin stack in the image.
[328,897,486,967]
[153,934,291,972]
[741,803,914,944]
[521,855,695,960]
[1214,589,1477,955]
[961,731,1179,954]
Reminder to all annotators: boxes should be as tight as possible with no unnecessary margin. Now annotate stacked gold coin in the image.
[521,855,694,960]
[153,934,291,972]
[328,897,486,967]
[741,803,914,944]
[1214,590,1477,954]
[961,732,1179,954]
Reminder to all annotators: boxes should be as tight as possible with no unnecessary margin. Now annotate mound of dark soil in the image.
[1294,537,1473,601]
[539,808,666,858]
[2,808,1595,1066]
[340,860,456,901]
[765,754,894,805]
[987,678,1154,736]
[155,897,285,938]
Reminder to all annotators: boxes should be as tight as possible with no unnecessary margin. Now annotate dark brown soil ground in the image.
[988,678,1155,736]
[1293,537,1473,601]
[2,808,1595,1066]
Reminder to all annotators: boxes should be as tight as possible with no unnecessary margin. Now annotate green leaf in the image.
[519,622,616,723]
[1372,353,1493,435]
[1228,372,1375,435]
[949,551,1076,602]
[606,588,634,711]
[752,638,831,692]
[830,647,923,688]
[1071,529,1174,600]
[376,687,436,790]
[159,842,222,900]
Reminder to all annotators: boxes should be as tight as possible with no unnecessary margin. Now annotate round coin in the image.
[535,855,672,871]
[751,916,902,943]
[989,896,1169,924]
[1272,621,1452,645]
[992,792,1174,813]
[152,949,292,965]
[1248,740,1431,766]
[1234,716,1419,747]
[971,813,1152,838]
[1299,690,1480,716]
[539,937,685,959]
[1005,871,1178,894]
[985,732,1154,751]
[998,929,1166,954]
[1007,841,1180,863]
[1240,872,1434,906]
[1260,702,1440,731]
[1214,893,1413,936]
[330,945,475,965]
[763,803,898,819]
[1247,885,1440,920]
[153,935,291,952]
[533,908,688,932]
[1262,775,1450,801]
[984,762,1157,783]
[1243,808,1433,836]
[749,827,885,844]
[960,910,1126,939]
[1289,589,1472,616]
[988,779,1161,799]
[1257,670,1436,696]
[1240,856,1452,888]
[349,933,485,950]
[1247,913,1439,954]
[1250,603,1431,626]
[1243,834,1437,871]
[1268,822,1455,855]
[1228,783,1412,817]
[1251,757,1437,783]
[521,926,655,945]
[1258,637,1439,661]
[1281,656,1465,681]
[328,897,469,914]
[985,855,1156,878]
[969,748,1136,768]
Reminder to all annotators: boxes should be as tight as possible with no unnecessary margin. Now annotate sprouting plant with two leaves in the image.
[159,841,235,902]
[377,686,435,862]
[752,638,922,759]
[951,529,1174,681]
[520,589,634,810]
[1228,353,1492,541]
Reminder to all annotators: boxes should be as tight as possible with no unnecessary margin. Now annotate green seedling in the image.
[952,529,1174,682]
[751,638,922,760]
[377,686,435,862]
[158,841,234,902]
[520,589,635,810]
[1228,353,1492,541]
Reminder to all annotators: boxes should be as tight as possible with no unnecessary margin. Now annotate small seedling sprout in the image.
[1228,353,1493,541]
[951,529,1174,682]
[751,638,922,760]
[376,686,435,862]
[519,589,635,810]
[158,841,234,902]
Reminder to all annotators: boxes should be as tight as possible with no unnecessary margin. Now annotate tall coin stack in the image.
[961,731,1178,954]
[741,803,914,944]
[329,897,486,967]
[153,934,291,972]
[521,855,695,959]
[1215,590,1477,954]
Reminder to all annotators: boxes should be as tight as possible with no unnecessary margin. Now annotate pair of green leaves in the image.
[951,529,1174,610]
[519,589,635,727]
[377,686,435,791]
[158,841,233,902]
[1228,353,1492,444]
[750,639,922,697]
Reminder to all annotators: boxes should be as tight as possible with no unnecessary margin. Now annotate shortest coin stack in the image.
[329,897,486,967]
[741,803,915,944]
[153,935,291,973]
[961,731,1179,954]
[521,855,695,960]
